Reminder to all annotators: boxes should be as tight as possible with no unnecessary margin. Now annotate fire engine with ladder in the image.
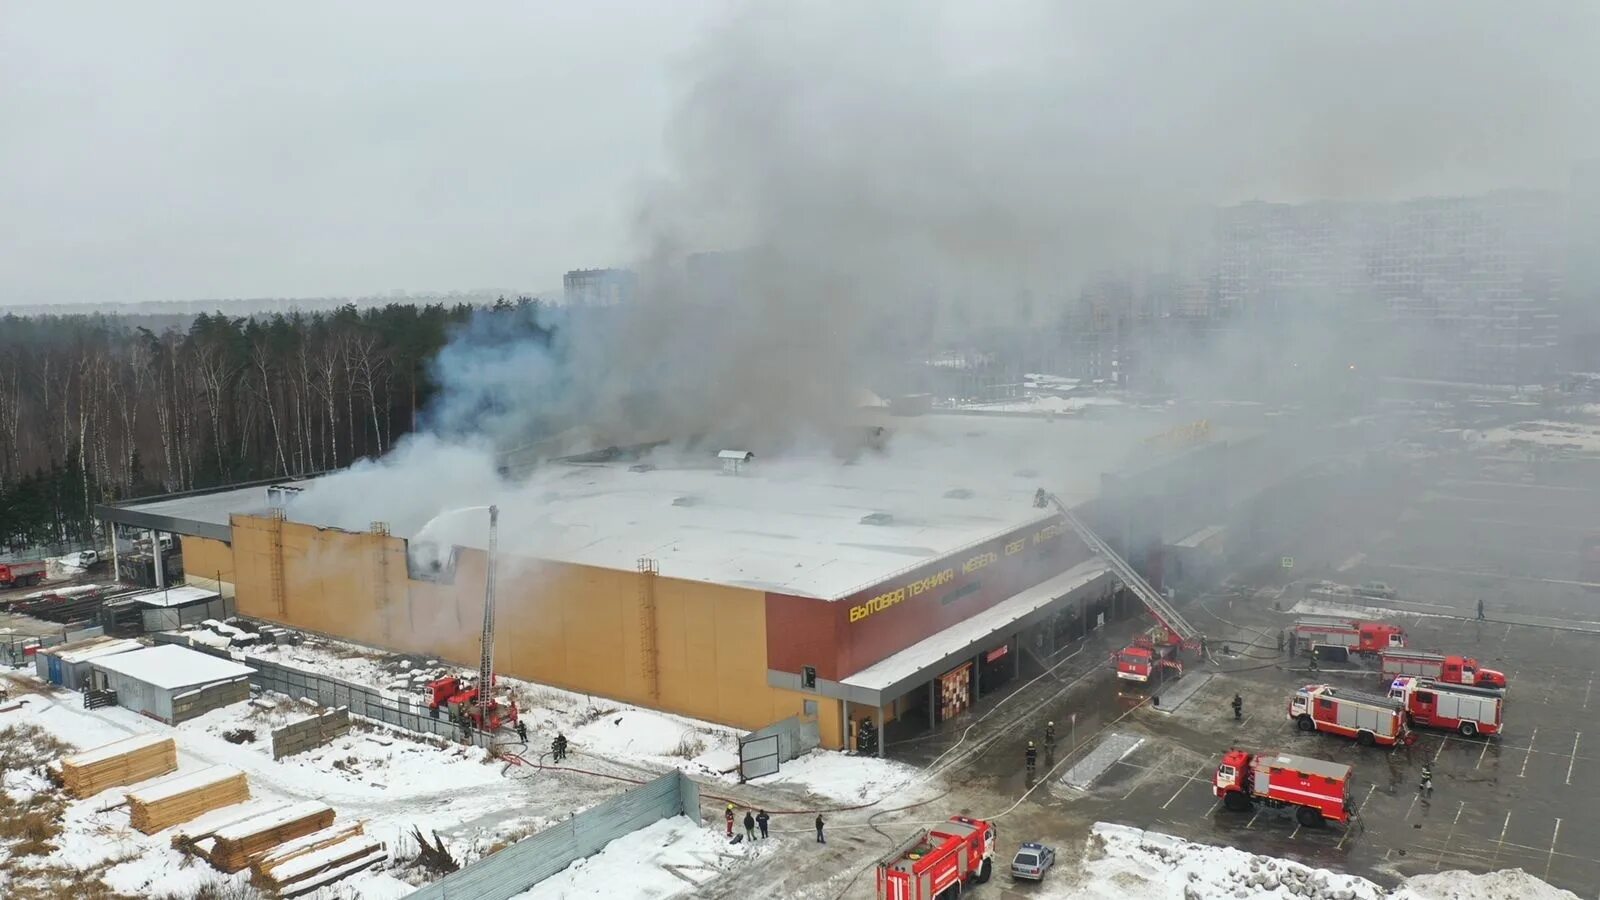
[875,815,996,900]
[1038,492,1203,685]
[1214,749,1353,828]
[1289,683,1410,747]
[424,505,519,733]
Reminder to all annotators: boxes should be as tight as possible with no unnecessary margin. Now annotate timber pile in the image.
[58,734,177,798]
[208,801,336,872]
[171,800,289,854]
[128,766,250,833]
[252,823,382,893]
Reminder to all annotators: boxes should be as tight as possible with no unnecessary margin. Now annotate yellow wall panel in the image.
[219,513,830,739]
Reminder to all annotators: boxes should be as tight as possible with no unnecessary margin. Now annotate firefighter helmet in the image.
[1028,740,1035,748]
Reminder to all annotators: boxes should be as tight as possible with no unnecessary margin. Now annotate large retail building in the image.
[100,409,1288,751]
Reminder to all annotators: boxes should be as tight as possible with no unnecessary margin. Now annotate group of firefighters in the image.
[1023,719,1060,775]
[724,804,825,842]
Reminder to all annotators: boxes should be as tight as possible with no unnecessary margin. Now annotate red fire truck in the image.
[1114,627,1184,684]
[1289,684,1410,747]
[1388,676,1504,737]
[1379,650,1506,689]
[1213,749,1352,827]
[1293,615,1406,657]
[876,815,996,900]
[0,560,47,589]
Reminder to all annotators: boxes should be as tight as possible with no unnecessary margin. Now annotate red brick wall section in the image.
[765,515,1090,682]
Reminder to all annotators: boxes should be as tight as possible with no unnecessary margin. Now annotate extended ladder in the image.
[1043,492,1200,646]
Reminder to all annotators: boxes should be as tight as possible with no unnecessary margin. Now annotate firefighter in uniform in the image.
[1420,764,1434,793]
[1025,740,1038,774]
[1231,693,1243,721]
[1045,721,1055,746]
[551,732,568,763]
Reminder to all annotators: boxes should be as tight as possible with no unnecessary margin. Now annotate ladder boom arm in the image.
[1041,491,1200,644]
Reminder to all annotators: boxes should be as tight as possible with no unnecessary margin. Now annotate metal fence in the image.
[150,632,493,747]
[738,714,820,781]
[409,770,701,900]
[0,624,105,667]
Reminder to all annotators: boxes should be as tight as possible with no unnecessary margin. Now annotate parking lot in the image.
[951,607,1600,898]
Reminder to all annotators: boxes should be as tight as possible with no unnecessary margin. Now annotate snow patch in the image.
[1064,823,1578,900]
[511,815,759,899]
[755,750,919,804]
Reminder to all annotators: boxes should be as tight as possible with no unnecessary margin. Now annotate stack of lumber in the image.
[171,799,290,855]
[209,801,336,872]
[58,734,177,798]
[252,822,383,892]
[127,766,250,833]
[273,836,385,897]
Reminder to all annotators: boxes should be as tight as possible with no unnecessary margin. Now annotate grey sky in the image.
[0,2,721,305]
[4,2,1599,307]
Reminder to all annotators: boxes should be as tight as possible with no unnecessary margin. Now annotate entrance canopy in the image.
[836,558,1111,706]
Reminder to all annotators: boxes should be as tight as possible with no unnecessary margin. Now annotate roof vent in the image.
[718,449,754,475]
[860,512,895,526]
[672,496,701,508]
[944,488,974,500]
[265,485,303,508]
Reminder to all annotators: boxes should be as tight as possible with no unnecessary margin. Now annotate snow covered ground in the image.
[511,815,763,899]
[1477,420,1600,455]
[1036,823,1578,900]
[240,632,923,802]
[955,394,1125,415]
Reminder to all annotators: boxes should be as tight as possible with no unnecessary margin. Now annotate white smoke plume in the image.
[291,0,1600,552]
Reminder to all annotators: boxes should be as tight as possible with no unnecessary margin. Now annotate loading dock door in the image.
[739,733,780,781]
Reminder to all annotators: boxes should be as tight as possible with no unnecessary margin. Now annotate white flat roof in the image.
[124,410,1247,600]
[119,480,313,529]
[129,585,220,608]
[90,644,254,690]
[842,558,1112,692]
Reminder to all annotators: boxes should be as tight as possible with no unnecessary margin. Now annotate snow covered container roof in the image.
[89,644,254,690]
[51,637,144,664]
[128,585,220,608]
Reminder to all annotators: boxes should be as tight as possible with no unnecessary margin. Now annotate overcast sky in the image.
[0,2,722,305]
[4,2,1599,307]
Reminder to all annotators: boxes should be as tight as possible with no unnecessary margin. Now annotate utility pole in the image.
[477,505,498,729]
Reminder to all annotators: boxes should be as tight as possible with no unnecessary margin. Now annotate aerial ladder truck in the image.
[1038,491,1204,680]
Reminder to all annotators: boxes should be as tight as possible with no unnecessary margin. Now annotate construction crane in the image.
[1037,490,1201,650]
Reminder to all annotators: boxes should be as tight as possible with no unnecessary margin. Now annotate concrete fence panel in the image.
[408,770,700,900]
[271,707,352,759]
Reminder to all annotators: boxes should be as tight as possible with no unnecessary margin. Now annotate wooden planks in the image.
[208,801,336,873]
[251,822,381,892]
[128,766,250,833]
[58,734,177,798]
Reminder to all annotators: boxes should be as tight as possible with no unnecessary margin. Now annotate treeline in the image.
[0,299,543,549]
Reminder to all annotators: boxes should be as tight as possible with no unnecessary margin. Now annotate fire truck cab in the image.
[1214,749,1352,827]
[1289,684,1410,747]
[1389,676,1504,737]
[876,815,995,900]
[1114,630,1183,684]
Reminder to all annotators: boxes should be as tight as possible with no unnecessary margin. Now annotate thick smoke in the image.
[292,0,1600,552]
